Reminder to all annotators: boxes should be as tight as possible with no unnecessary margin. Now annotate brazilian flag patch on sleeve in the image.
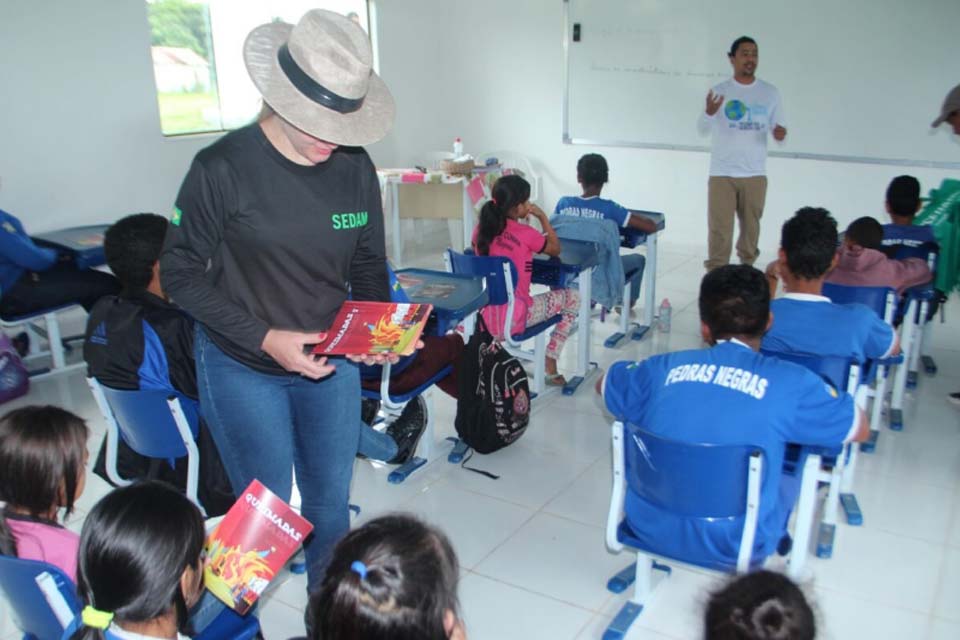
[171,206,183,226]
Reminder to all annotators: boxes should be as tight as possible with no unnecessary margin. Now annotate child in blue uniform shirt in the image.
[0,209,119,319]
[554,154,657,310]
[763,207,899,362]
[599,265,868,568]
[881,175,937,256]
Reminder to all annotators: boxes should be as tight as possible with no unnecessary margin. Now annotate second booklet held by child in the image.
[204,480,312,615]
[311,300,432,357]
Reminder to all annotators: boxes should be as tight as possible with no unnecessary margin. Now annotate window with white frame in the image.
[146,0,371,136]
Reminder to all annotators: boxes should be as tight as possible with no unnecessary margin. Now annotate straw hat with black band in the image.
[243,9,395,147]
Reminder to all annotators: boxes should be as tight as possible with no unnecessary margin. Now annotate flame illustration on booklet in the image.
[311,301,433,357]
[204,480,312,614]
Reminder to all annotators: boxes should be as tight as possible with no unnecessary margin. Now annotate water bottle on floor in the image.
[658,298,672,333]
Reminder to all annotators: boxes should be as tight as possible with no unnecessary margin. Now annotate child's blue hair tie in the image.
[350,560,368,580]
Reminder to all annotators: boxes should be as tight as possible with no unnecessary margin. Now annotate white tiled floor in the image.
[2,224,959,639]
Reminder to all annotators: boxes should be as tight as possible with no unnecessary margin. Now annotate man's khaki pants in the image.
[704,176,768,271]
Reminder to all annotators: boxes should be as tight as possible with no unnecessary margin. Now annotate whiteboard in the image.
[563,0,960,168]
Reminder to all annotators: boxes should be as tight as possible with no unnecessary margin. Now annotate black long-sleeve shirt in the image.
[160,124,389,374]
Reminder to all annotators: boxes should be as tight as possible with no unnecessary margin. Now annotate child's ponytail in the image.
[310,514,461,640]
[475,174,532,256]
[71,482,205,640]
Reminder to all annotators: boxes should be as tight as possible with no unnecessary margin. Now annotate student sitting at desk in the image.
[827,216,932,294]
[0,208,119,319]
[881,175,938,255]
[474,175,579,386]
[554,153,657,312]
[599,265,867,567]
[762,208,899,362]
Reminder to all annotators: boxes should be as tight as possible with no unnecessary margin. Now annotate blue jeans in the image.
[621,254,646,307]
[195,327,360,590]
[358,421,397,461]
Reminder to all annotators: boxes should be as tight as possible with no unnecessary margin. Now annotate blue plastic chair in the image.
[0,556,260,640]
[822,282,904,434]
[602,422,821,639]
[0,556,79,640]
[891,249,938,395]
[358,265,454,483]
[446,249,561,396]
[85,377,206,515]
[760,349,864,558]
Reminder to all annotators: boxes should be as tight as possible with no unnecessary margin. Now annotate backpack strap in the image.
[460,448,500,480]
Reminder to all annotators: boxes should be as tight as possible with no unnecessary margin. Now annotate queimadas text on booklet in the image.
[310,301,432,357]
[203,480,312,614]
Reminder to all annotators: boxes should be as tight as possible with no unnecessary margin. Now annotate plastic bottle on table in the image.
[453,137,463,157]
[658,298,672,333]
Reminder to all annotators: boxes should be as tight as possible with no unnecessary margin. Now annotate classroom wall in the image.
[374,0,959,256]
[2,0,956,254]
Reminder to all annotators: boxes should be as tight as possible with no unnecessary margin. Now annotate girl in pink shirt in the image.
[0,405,89,582]
[473,175,580,385]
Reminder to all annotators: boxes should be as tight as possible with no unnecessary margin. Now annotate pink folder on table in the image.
[466,176,487,208]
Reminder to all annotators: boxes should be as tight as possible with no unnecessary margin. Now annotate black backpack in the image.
[455,315,531,455]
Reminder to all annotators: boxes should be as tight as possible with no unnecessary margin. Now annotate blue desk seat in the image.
[447,249,562,397]
[822,282,904,433]
[602,421,821,639]
[761,349,865,558]
[0,555,260,640]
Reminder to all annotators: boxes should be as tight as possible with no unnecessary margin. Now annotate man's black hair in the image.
[104,213,169,292]
[699,265,770,341]
[729,36,757,57]
[885,175,921,218]
[780,207,838,280]
[845,216,884,251]
[576,153,609,187]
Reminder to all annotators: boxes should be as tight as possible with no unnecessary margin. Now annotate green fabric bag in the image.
[915,178,960,295]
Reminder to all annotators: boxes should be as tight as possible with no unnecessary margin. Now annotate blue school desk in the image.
[605,210,667,347]
[32,224,109,270]
[394,268,489,335]
[531,237,600,396]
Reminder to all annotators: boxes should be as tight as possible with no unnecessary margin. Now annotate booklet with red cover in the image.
[311,301,432,357]
[203,480,312,614]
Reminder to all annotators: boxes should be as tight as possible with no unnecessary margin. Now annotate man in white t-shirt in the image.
[699,36,787,271]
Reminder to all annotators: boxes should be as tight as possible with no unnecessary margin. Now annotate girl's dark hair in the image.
[705,570,815,640]
[475,175,531,256]
[577,153,609,187]
[73,481,205,640]
[0,406,89,557]
[309,514,461,640]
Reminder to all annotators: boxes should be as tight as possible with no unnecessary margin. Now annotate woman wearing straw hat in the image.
[160,9,395,590]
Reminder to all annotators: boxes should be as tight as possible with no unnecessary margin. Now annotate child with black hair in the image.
[474,175,579,385]
[826,216,931,294]
[762,208,899,362]
[83,213,234,515]
[554,153,658,310]
[705,570,815,640]
[598,265,867,568]
[308,514,465,640]
[0,405,89,582]
[70,481,210,640]
[882,175,937,255]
